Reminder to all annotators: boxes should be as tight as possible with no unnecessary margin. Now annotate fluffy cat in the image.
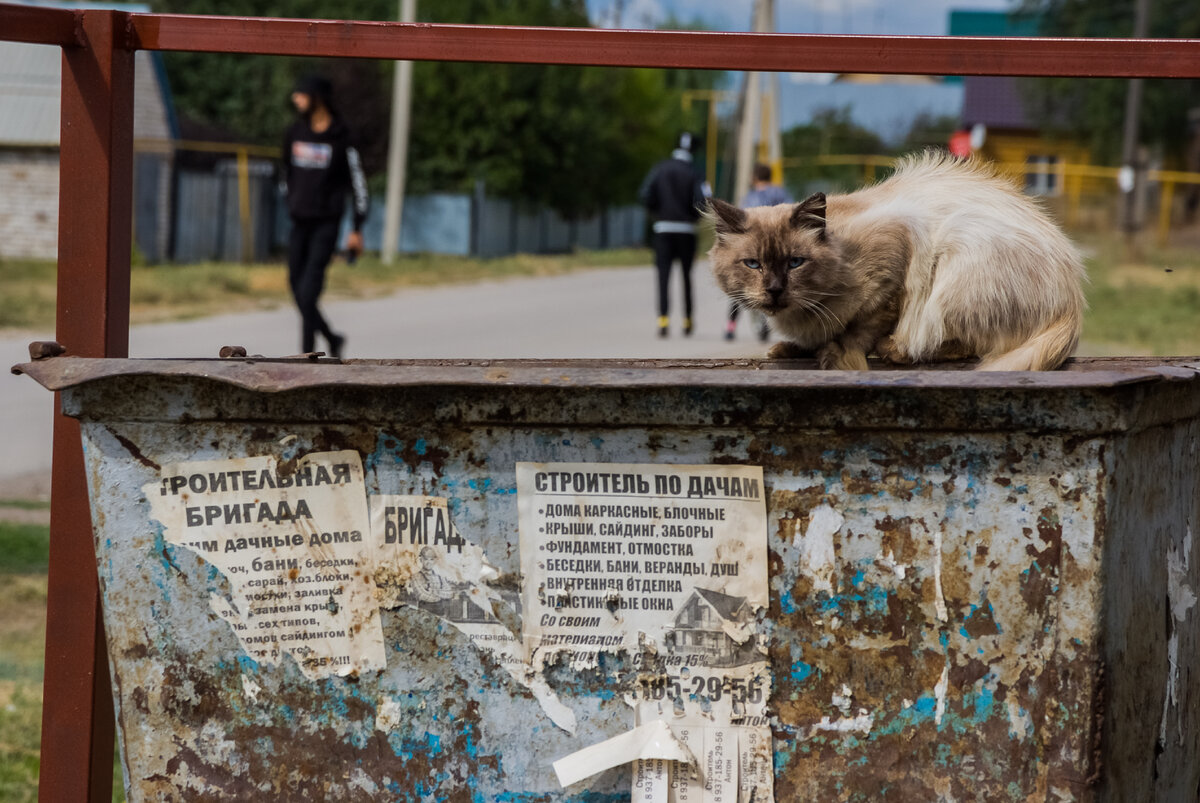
[707,152,1086,370]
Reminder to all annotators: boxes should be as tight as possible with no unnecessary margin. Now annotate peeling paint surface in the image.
[14,356,1200,801]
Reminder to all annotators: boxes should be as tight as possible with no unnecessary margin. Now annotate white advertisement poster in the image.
[146,450,385,680]
[519,462,774,803]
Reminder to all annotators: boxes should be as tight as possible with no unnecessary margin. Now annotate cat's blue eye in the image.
[788,256,806,270]
[742,259,762,270]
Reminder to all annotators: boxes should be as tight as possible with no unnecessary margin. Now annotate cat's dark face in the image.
[707,195,852,321]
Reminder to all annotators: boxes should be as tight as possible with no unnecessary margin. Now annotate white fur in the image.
[837,153,1085,370]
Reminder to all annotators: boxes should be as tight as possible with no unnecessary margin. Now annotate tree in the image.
[150,0,395,178]
[1019,1,1200,163]
[896,113,960,154]
[781,108,885,194]
[406,0,710,218]
[154,0,710,219]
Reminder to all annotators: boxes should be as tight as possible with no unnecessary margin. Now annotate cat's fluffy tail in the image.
[976,312,1081,371]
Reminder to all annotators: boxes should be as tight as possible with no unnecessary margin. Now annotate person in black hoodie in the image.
[283,75,369,358]
[638,132,709,338]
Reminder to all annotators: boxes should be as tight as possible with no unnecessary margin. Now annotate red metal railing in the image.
[3,3,1200,799]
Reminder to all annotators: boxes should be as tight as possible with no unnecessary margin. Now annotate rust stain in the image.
[107,426,161,471]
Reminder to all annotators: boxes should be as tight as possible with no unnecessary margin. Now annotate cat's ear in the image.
[791,193,827,237]
[707,198,747,237]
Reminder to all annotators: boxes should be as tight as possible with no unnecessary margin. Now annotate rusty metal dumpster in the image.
[14,354,1200,802]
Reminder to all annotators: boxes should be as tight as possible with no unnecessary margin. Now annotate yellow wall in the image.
[980,132,1103,195]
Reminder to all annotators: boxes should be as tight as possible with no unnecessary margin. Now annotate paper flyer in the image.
[520,462,774,802]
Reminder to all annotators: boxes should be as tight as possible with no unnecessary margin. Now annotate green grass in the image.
[1077,234,1200,356]
[0,522,125,802]
[0,248,654,332]
[0,570,46,803]
[0,501,49,512]
[0,523,49,574]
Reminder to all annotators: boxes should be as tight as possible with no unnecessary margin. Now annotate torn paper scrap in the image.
[369,494,577,735]
[802,502,843,594]
[553,719,695,788]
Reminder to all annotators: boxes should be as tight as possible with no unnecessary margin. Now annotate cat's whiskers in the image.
[796,296,843,339]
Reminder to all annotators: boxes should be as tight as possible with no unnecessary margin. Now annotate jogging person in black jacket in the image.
[638,132,709,337]
[283,75,369,358]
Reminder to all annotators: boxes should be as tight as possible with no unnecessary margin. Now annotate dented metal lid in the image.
[13,353,1200,393]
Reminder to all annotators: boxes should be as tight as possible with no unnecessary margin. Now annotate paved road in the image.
[2,262,768,493]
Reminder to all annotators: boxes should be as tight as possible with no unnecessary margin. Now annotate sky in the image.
[583,0,1022,142]
[586,0,1017,36]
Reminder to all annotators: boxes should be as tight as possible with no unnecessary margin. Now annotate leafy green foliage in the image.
[895,113,962,154]
[782,107,885,156]
[152,0,714,218]
[406,0,708,217]
[1019,1,1200,162]
[150,0,395,162]
[781,108,887,194]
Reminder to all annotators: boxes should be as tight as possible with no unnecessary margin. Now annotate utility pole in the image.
[765,68,783,184]
[1119,0,1152,236]
[734,0,775,202]
[382,0,416,264]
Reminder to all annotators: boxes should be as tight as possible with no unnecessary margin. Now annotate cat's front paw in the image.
[767,341,807,359]
[874,335,911,364]
[817,342,869,371]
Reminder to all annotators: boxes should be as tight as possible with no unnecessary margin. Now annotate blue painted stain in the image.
[971,686,996,721]
[467,478,492,492]
[591,437,604,449]
[871,695,939,737]
[366,432,406,473]
[414,438,428,456]
[913,696,937,717]
[779,590,796,614]
[962,594,1002,637]
[812,586,890,619]
[790,661,814,683]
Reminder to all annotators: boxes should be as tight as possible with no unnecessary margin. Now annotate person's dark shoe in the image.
[657,316,669,338]
[328,333,346,360]
[683,318,694,337]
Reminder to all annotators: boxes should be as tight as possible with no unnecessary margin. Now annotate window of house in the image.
[1025,155,1060,195]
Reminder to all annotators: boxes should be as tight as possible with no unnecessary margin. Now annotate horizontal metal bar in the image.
[125,13,1200,78]
[0,2,80,47]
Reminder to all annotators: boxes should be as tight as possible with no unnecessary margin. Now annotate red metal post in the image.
[40,8,133,801]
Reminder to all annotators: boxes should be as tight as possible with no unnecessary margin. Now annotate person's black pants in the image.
[287,216,340,352]
[653,231,696,319]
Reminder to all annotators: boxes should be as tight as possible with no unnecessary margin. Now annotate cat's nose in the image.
[767,287,784,303]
